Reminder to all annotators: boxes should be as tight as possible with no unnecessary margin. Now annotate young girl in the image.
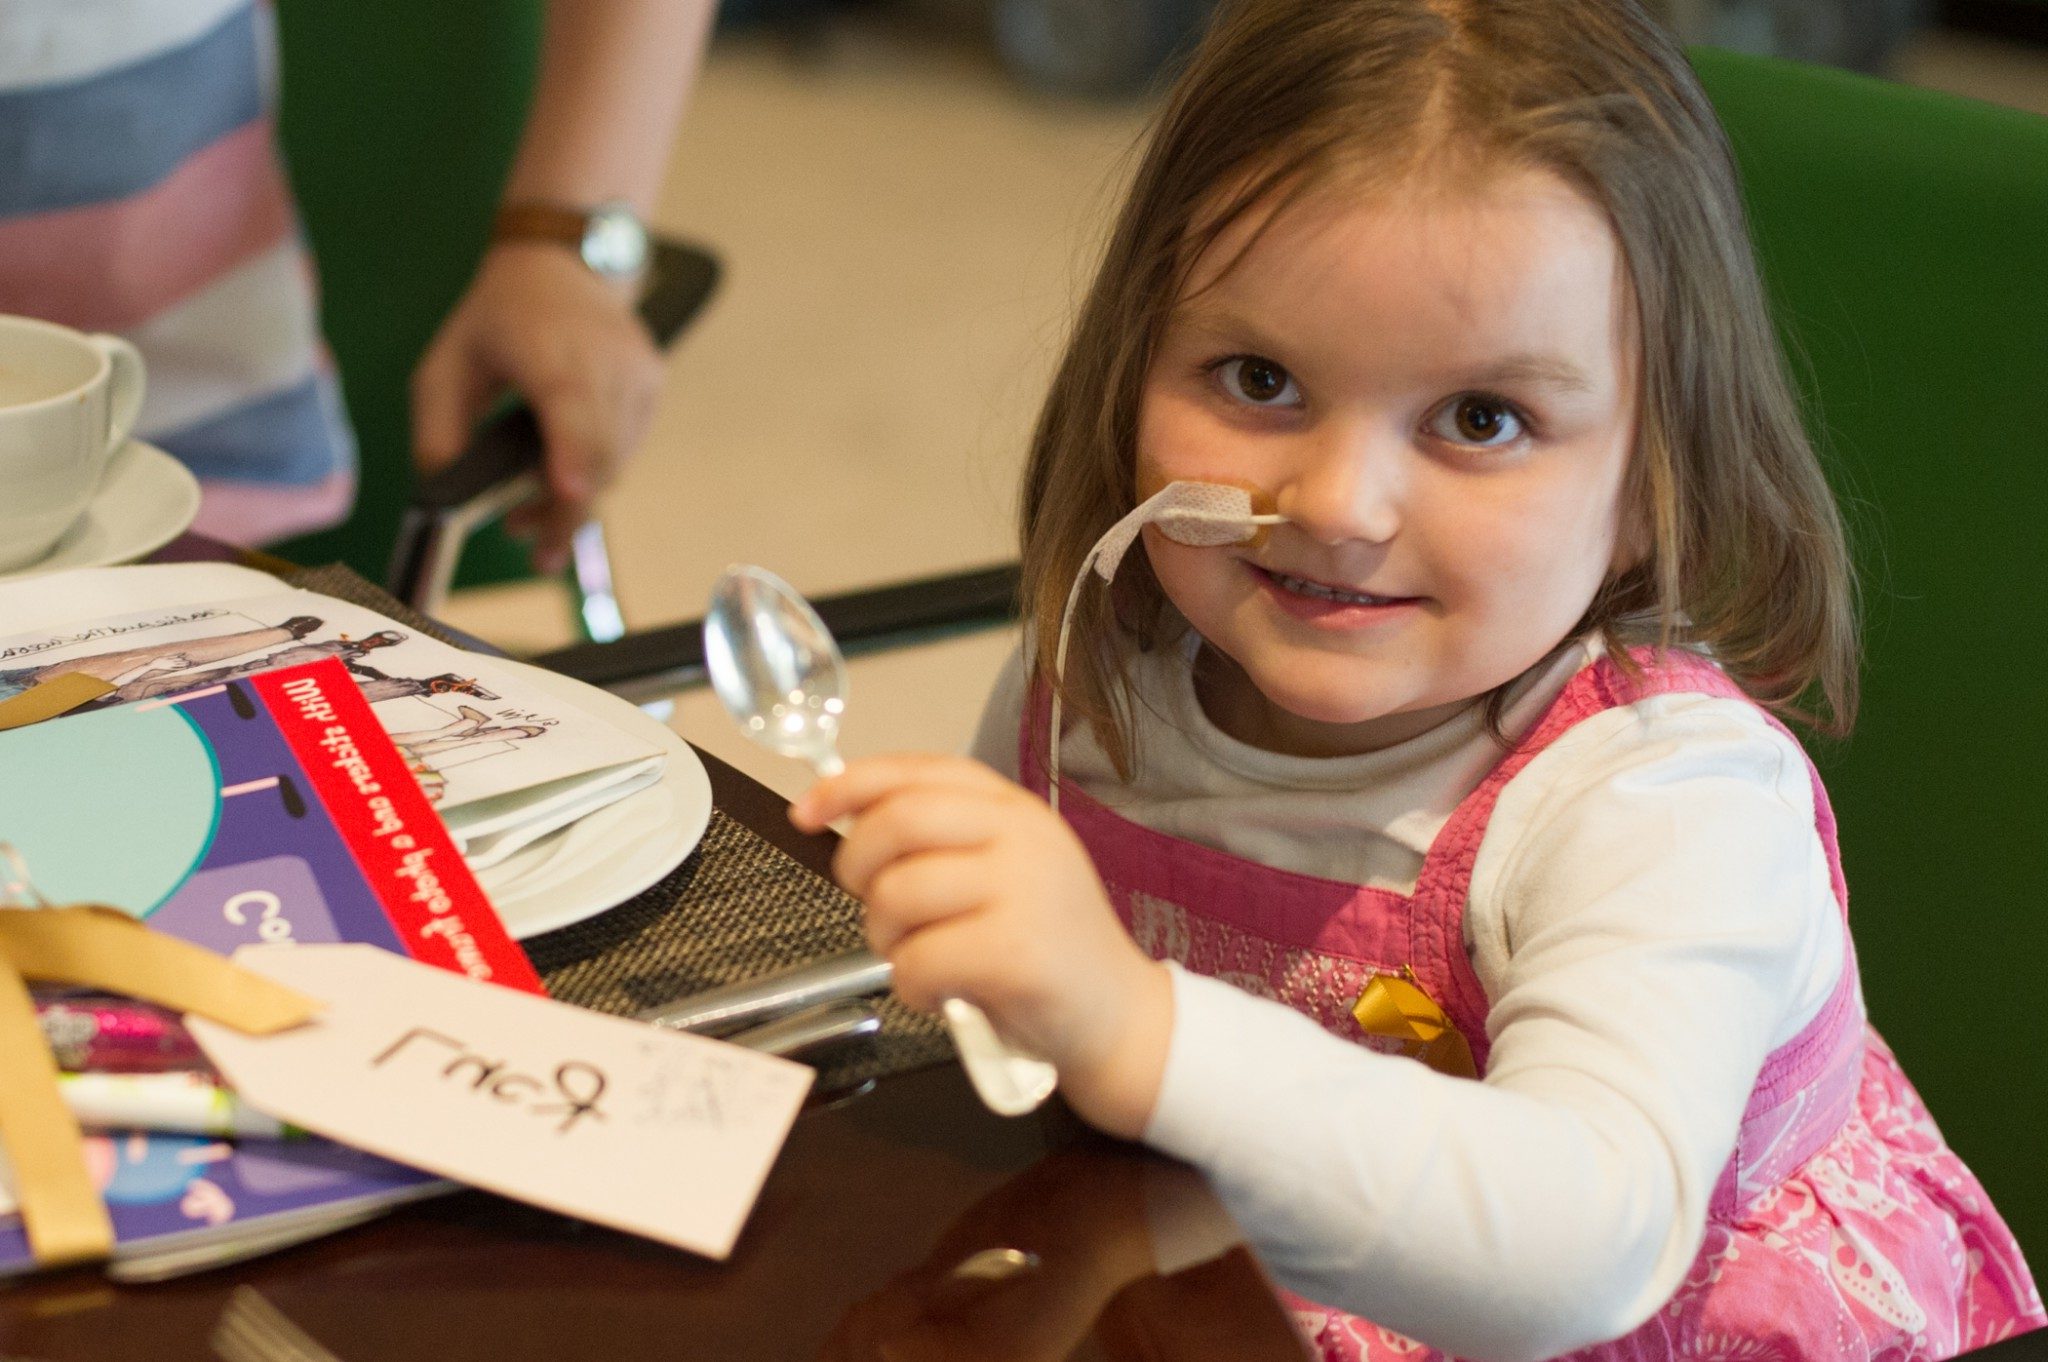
[792,1,2044,1356]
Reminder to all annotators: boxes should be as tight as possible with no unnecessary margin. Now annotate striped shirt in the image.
[0,0,356,545]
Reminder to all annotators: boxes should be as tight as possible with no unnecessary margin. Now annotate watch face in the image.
[581,206,648,277]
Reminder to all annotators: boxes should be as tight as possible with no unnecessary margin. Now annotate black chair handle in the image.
[532,563,1023,703]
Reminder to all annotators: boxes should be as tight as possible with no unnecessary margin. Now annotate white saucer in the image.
[2,441,200,581]
[470,659,713,941]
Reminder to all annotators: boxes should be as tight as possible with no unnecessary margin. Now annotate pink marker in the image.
[33,992,209,1074]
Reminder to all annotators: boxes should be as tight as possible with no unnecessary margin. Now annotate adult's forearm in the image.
[503,0,718,213]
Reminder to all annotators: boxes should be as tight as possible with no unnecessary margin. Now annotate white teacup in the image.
[0,314,147,573]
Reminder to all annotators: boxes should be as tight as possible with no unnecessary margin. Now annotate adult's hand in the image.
[410,241,663,572]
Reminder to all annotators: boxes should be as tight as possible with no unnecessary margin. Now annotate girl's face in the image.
[1138,166,1641,757]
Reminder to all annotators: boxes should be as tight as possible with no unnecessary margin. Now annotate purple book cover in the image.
[0,659,538,1275]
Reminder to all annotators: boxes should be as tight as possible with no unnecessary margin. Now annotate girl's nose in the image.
[1274,422,1402,546]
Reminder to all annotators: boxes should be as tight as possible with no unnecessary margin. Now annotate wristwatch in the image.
[490,199,649,279]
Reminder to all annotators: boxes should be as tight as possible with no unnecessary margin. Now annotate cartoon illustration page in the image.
[0,591,660,816]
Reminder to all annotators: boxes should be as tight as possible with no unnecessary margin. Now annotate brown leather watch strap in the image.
[490,202,592,248]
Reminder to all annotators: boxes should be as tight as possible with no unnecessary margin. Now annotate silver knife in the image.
[635,948,893,1036]
[724,1000,882,1061]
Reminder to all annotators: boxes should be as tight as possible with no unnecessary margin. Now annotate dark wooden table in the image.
[0,542,1311,1362]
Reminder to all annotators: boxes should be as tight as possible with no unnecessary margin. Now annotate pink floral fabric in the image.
[1021,651,2042,1360]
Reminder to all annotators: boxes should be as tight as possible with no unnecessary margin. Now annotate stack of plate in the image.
[467,661,709,937]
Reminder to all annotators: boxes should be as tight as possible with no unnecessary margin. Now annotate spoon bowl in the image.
[703,566,849,776]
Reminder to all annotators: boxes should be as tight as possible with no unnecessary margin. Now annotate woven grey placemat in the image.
[283,564,951,1091]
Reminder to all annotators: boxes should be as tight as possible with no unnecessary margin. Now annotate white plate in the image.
[0,562,280,632]
[1,441,201,580]
[469,659,713,940]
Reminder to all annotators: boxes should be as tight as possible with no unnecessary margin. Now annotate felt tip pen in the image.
[56,1072,303,1140]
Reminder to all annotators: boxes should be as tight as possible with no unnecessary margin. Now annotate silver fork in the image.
[210,1286,345,1362]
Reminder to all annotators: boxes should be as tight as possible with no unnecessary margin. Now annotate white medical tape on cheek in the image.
[1153,482,1290,548]
[1046,482,1286,809]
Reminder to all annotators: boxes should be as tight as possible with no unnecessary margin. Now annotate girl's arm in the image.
[1145,697,1841,1360]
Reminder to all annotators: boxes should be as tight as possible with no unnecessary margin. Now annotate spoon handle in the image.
[942,999,1060,1117]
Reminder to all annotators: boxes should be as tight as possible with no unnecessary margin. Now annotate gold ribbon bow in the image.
[1351,968,1477,1079]
[0,679,322,1267]
[0,903,322,1266]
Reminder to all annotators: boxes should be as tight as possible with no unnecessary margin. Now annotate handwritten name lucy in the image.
[372,1026,608,1134]
[191,944,814,1260]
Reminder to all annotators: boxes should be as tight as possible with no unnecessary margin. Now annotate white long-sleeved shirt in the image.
[972,635,1846,1361]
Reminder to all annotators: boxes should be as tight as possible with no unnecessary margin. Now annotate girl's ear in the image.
[1605,454,1657,579]
[1608,504,1651,576]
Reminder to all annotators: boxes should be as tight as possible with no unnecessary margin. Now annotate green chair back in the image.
[1695,47,2048,1258]
[269,0,544,589]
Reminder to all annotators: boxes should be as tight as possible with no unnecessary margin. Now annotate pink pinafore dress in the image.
[1023,650,2042,1360]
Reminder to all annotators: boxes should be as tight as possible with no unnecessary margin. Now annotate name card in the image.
[188,944,814,1260]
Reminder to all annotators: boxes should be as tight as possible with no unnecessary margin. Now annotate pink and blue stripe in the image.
[0,0,355,545]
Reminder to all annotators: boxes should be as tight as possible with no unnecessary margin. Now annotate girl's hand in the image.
[791,755,1173,1139]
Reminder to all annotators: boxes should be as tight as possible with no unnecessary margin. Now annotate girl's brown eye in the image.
[1456,397,1506,440]
[1433,394,1526,448]
[1218,357,1298,407]
[1240,361,1286,400]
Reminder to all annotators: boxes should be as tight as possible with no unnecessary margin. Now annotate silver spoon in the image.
[703,564,1059,1117]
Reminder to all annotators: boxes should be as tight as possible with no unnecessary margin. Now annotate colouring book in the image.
[0,658,544,1277]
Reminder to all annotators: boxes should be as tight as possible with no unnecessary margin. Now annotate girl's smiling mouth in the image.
[1245,562,1427,626]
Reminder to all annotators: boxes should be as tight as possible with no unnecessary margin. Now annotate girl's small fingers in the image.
[791,753,1014,832]
[861,850,991,956]
[886,911,1010,1017]
[831,786,1007,900]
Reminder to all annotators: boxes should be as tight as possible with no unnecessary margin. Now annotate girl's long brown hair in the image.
[1019,0,1858,778]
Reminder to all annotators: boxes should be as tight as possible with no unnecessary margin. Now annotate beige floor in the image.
[446,23,1152,796]
[440,18,2048,799]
